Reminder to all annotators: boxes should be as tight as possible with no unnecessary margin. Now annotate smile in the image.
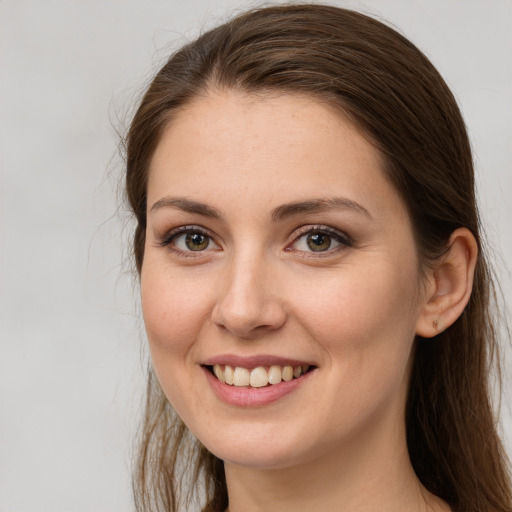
[209,364,311,388]
[202,356,317,406]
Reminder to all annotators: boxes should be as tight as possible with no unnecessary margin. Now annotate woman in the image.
[125,4,511,512]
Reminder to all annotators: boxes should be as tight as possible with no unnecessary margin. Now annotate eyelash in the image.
[157,226,219,257]
[287,225,353,256]
[157,224,353,257]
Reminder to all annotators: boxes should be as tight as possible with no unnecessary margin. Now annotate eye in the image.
[159,226,220,254]
[175,232,211,251]
[289,226,351,254]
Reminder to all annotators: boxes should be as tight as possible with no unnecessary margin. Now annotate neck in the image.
[223,411,449,512]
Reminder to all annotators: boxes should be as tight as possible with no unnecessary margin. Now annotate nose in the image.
[211,252,287,340]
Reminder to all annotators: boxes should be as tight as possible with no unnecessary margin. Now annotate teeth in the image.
[211,363,311,387]
[250,367,268,388]
[233,367,250,386]
[224,364,234,385]
[213,364,225,383]
[282,365,293,382]
[268,365,282,385]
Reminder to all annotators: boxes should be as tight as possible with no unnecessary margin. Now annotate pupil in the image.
[307,233,331,252]
[186,233,208,251]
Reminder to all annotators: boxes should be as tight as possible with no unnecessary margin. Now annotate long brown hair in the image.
[125,5,511,512]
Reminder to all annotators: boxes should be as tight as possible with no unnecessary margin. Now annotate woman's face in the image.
[141,92,426,469]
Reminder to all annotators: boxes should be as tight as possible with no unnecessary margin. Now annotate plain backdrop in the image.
[1,0,511,510]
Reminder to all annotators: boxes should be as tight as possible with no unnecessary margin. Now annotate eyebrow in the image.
[150,197,222,218]
[270,197,372,221]
[149,196,372,221]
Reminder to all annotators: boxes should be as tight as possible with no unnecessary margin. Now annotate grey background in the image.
[1,1,510,510]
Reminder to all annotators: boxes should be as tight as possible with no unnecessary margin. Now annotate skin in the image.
[141,91,473,511]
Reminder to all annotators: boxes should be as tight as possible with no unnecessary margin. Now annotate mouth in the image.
[204,363,315,388]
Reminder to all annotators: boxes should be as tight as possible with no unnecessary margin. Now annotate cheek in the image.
[140,261,211,360]
[285,261,420,441]
[140,263,215,419]
[288,256,420,372]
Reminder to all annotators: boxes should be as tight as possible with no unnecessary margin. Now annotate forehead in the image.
[147,91,401,220]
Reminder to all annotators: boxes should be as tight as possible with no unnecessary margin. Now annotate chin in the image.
[208,438,311,470]
[185,414,328,471]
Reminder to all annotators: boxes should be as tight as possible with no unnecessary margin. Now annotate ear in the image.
[415,227,478,337]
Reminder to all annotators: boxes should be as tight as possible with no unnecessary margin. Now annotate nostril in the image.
[211,302,287,340]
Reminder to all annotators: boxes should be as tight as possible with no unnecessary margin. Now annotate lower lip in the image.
[202,366,313,407]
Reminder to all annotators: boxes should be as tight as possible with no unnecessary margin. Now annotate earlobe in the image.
[415,228,478,338]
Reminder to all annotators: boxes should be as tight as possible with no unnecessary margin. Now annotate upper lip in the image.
[202,354,315,368]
